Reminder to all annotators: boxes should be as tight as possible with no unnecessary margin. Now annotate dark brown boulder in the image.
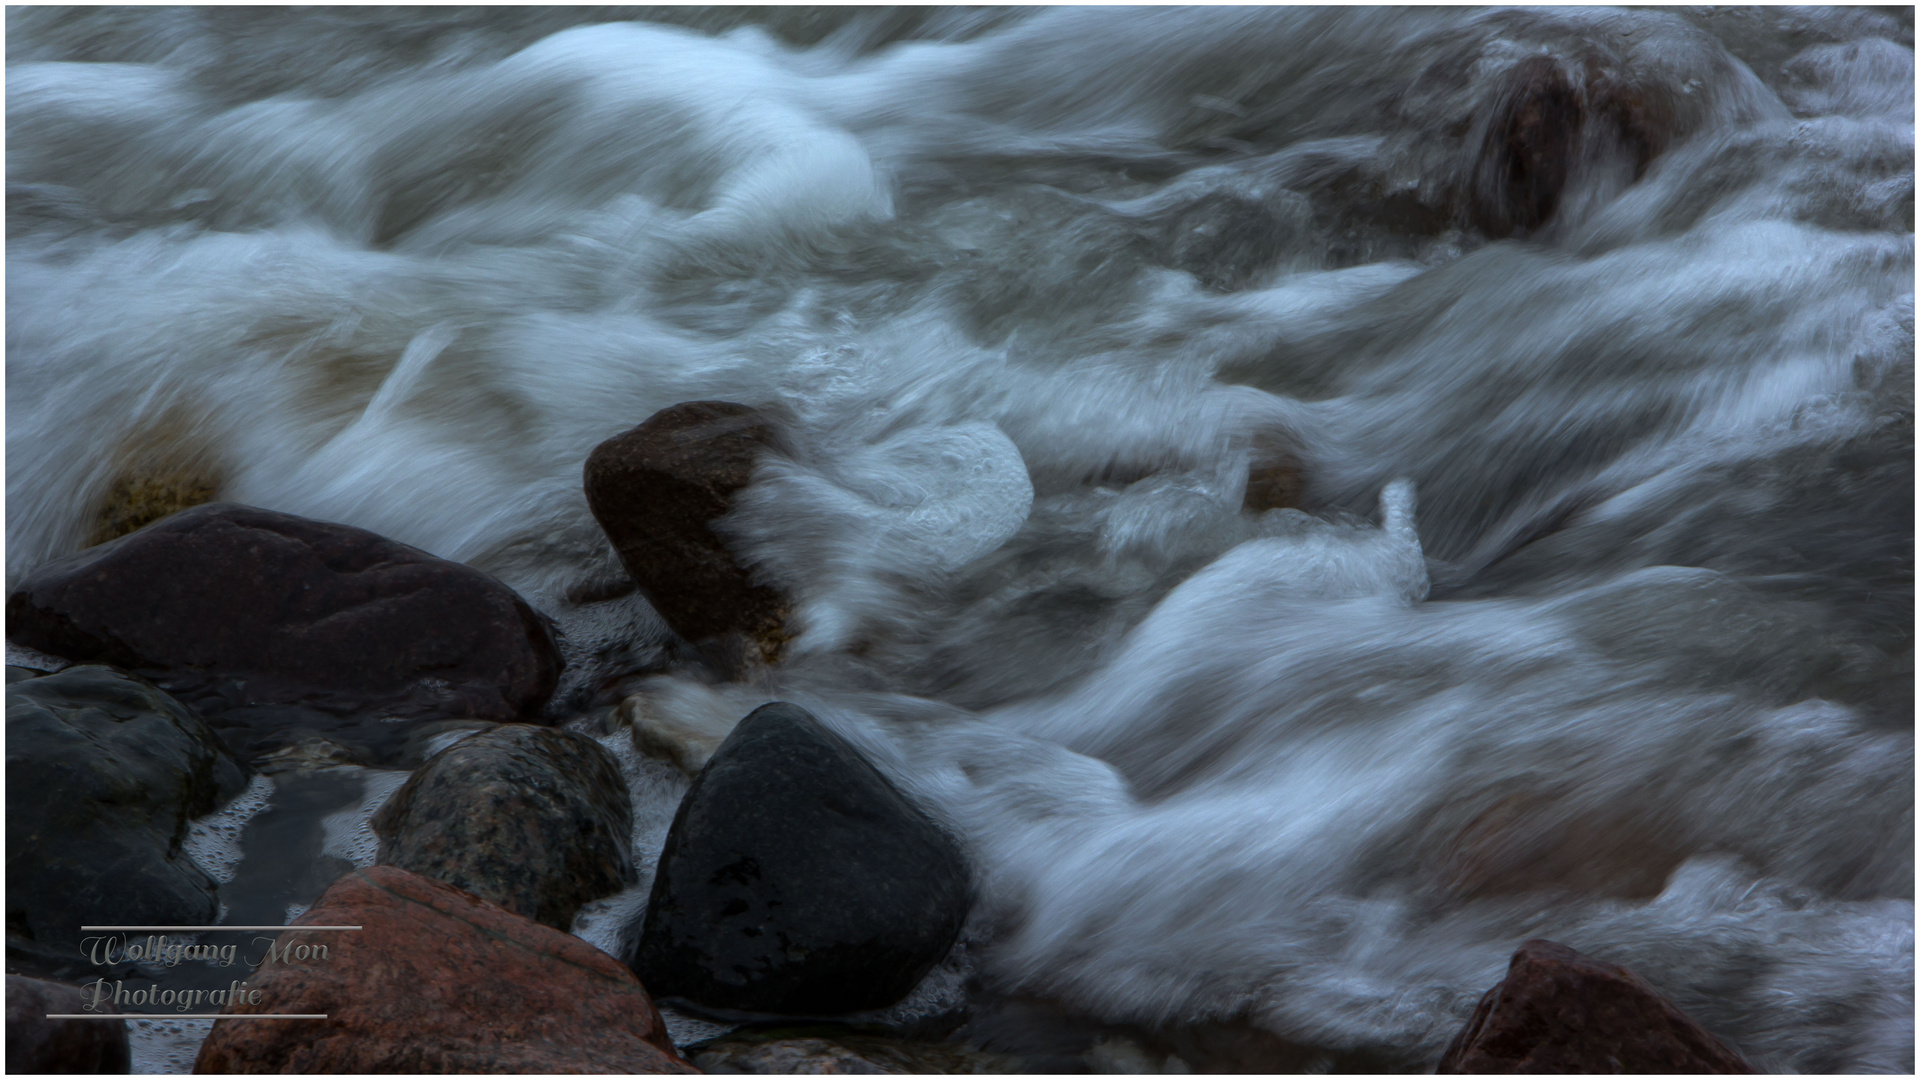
[584,401,791,666]
[6,503,562,760]
[191,865,697,1074]
[373,724,635,931]
[1473,56,1583,238]
[1436,939,1752,1073]
[7,974,130,1074]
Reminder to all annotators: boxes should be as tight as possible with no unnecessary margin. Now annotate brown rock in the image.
[584,402,791,666]
[373,724,635,930]
[1472,56,1582,238]
[7,503,563,760]
[191,865,698,1074]
[690,1025,1019,1074]
[1243,433,1307,513]
[1436,939,1752,1074]
[6,974,130,1074]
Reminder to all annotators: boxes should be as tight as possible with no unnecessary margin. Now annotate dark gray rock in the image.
[632,702,970,1017]
[372,724,635,931]
[583,401,792,669]
[5,503,563,762]
[5,666,248,980]
[6,974,130,1074]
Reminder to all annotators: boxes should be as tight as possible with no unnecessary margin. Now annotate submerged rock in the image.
[1158,191,1302,291]
[633,703,969,1017]
[87,465,220,547]
[193,865,696,1074]
[689,1024,1019,1074]
[6,502,563,760]
[5,665,248,980]
[584,401,792,668]
[1436,939,1752,1073]
[1242,432,1308,513]
[6,974,130,1074]
[372,724,635,931]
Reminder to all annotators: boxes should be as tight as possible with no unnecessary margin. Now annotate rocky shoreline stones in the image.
[1436,939,1752,1073]
[584,402,792,669]
[6,503,563,760]
[6,665,248,980]
[687,1024,1019,1074]
[193,865,697,1074]
[7,974,130,1074]
[633,702,969,1017]
[372,724,636,931]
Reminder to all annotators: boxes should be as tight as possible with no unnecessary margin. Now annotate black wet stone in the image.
[372,724,636,931]
[5,665,248,980]
[631,702,969,1017]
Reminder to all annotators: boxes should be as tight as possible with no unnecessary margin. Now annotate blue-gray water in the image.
[7,7,1912,1072]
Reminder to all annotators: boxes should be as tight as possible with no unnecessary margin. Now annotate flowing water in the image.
[6,7,1913,1072]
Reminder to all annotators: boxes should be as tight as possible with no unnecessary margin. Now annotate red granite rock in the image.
[192,865,697,1074]
[1436,939,1752,1074]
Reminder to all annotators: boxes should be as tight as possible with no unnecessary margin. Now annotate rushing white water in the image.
[7,7,1912,1072]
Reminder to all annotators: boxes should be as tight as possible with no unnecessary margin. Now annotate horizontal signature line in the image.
[46,1006,330,1014]
[78,926,362,931]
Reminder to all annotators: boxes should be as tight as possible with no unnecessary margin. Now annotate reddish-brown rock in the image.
[583,402,791,666]
[1436,939,1752,1074]
[7,974,130,1074]
[192,865,697,1074]
[1243,432,1308,513]
[6,503,562,760]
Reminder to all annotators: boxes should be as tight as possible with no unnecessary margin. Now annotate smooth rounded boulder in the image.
[6,666,248,980]
[192,865,696,1074]
[632,702,970,1017]
[373,724,636,931]
[7,974,130,1074]
[6,503,563,758]
[583,401,791,667]
[1436,939,1753,1073]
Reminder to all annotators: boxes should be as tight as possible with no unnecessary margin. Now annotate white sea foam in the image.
[182,773,276,886]
[7,7,1911,1072]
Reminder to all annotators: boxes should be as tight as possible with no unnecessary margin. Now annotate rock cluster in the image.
[193,865,696,1074]
[373,724,636,931]
[6,665,248,979]
[1437,939,1752,1073]
[633,702,970,1017]
[7,502,562,760]
[584,401,792,669]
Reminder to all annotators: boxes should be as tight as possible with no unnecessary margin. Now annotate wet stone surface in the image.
[5,502,563,763]
[633,702,970,1018]
[1436,939,1754,1073]
[584,401,793,670]
[373,724,636,931]
[6,665,248,980]
[194,865,697,1074]
[7,973,131,1074]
